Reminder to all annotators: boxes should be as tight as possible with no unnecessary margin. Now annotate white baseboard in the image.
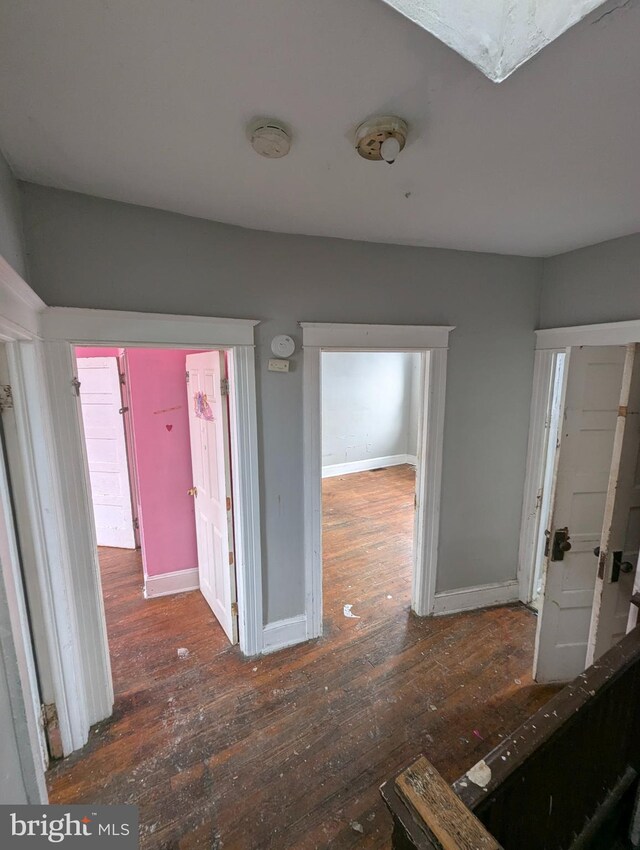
[262,614,308,654]
[322,453,417,479]
[144,568,200,599]
[432,580,520,616]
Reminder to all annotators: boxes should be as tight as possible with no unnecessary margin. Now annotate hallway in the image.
[47,469,558,849]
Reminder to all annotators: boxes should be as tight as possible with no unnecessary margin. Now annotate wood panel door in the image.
[186,351,238,644]
[77,357,136,549]
[586,343,640,665]
[533,345,626,683]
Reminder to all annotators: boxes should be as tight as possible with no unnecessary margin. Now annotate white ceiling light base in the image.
[249,120,291,158]
[355,116,408,163]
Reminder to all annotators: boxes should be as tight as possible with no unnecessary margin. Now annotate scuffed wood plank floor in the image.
[48,465,559,849]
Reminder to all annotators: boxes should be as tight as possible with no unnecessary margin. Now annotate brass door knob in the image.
[188,487,198,497]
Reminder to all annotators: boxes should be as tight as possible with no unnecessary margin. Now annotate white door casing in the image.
[587,344,640,665]
[534,345,626,683]
[186,351,238,644]
[77,357,136,549]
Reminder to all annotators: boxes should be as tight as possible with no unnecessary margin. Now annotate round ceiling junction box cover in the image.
[355,116,408,162]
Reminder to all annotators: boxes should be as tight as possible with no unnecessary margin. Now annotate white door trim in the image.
[41,307,258,347]
[536,319,640,350]
[0,370,48,801]
[520,318,640,606]
[7,342,89,755]
[0,256,50,798]
[37,307,262,751]
[301,322,453,639]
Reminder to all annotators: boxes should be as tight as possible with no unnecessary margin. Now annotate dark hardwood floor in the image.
[48,466,559,849]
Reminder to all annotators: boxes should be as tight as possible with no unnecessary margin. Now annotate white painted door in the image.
[77,357,136,549]
[586,344,640,665]
[186,351,238,644]
[533,345,626,683]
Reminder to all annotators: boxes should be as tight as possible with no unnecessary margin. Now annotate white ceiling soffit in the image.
[381,0,610,81]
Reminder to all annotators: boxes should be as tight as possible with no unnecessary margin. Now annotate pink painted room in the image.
[74,346,240,691]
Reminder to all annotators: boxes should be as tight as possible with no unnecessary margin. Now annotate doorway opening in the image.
[320,351,421,631]
[74,345,240,699]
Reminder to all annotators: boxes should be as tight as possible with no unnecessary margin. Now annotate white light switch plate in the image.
[268,358,290,373]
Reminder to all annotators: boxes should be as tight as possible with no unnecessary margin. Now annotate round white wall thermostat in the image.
[271,335,295,357]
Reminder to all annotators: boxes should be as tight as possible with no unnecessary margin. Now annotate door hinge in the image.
[0,385,13,412]
[133,517,139,530]
[231,602,238,616]
[229,551,234,566]
[71,376,81,396]
[41,703,63,760]
[118,406,129,415]
[226,497,231,511]
[119,371,126,385]
[186,370,190,383]
[220,378,230,396]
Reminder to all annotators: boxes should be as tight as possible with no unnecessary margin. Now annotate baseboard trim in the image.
[262,614,308,654]
[144,568,200,599]
[322,454,417,479]
[432,580,520,616]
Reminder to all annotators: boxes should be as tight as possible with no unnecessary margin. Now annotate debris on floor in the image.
[350,821,364,834]
[466,759,492,788]
[343,604,360,619]
[177,647,190,659]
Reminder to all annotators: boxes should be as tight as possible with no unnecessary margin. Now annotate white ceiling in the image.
[0,0,638,257]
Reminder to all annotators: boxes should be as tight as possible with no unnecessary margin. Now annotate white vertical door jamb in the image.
[303,346,323,640]
[0,410,47,801]
[43,340,113,727]
[7,340,88,753]
[226,346,263,656]
[414,348,448,615]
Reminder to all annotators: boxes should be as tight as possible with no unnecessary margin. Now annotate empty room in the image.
[1,1,640,849]
[321,351,421,633]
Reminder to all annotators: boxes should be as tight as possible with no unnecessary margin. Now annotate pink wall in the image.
[75,347,122,358]
[75,345,200,578]
[125,349,198,577]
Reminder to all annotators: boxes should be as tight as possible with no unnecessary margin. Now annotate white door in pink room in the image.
[77,356,136,549]
[186,351,238,644]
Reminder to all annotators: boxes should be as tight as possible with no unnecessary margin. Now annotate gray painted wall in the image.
[321,352,419,469]
[0,151,37,804]
[0,150,27,280]
[19,182,542,613]
[540,233,640,327]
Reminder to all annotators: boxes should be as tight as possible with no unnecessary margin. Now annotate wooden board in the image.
[396,757,502,850]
